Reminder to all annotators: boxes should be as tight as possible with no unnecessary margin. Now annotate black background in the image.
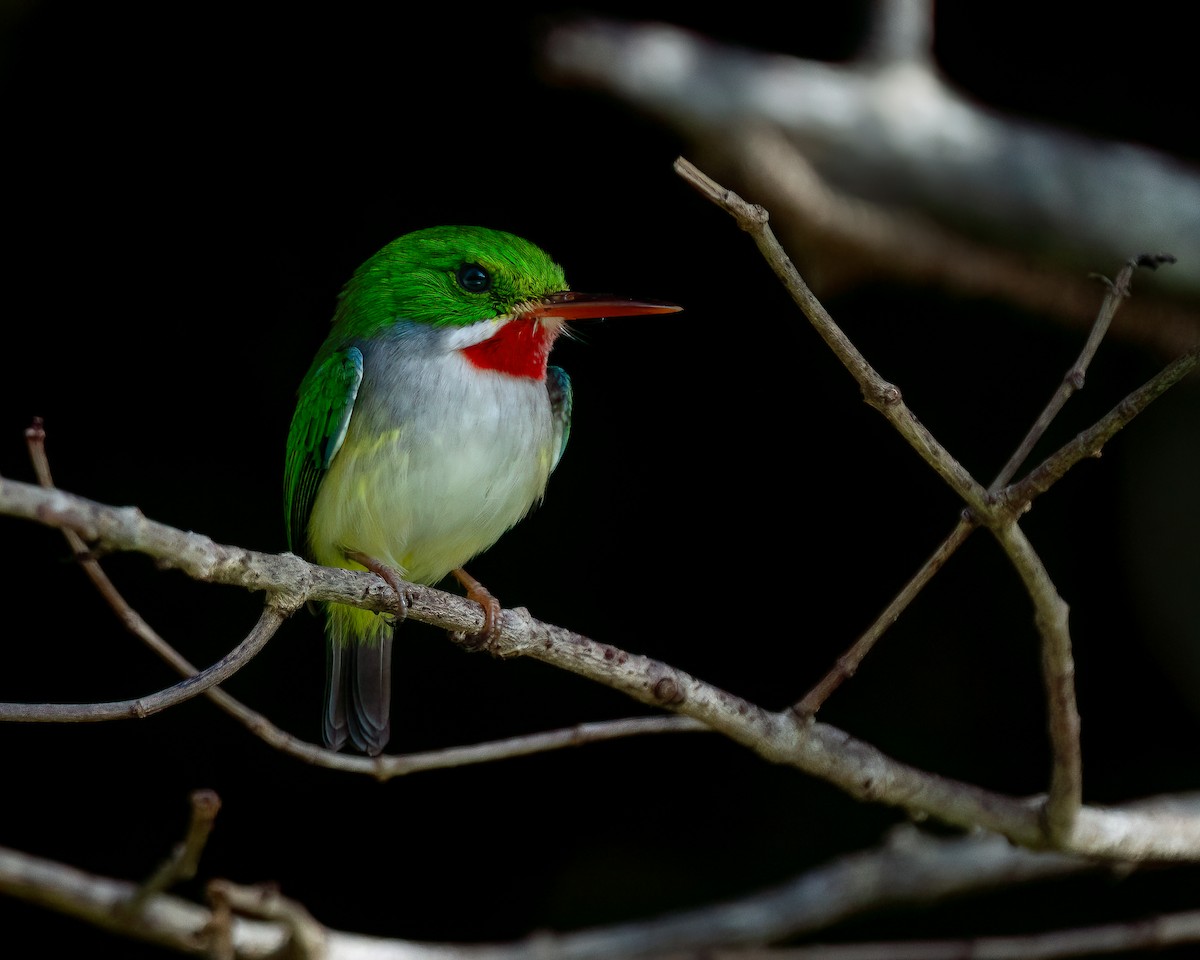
[3,1,1199,955]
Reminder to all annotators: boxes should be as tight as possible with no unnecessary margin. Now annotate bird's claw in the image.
[345,550,410,625]
[452,567,503,655]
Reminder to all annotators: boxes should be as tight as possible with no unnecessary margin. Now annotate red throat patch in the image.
[460,318,558,380]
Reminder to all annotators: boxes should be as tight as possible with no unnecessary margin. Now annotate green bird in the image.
[285,225,680,755]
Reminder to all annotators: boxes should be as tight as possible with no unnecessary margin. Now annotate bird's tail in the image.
[323,603,394,756]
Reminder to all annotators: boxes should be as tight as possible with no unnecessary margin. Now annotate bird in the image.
[284,225,681,755]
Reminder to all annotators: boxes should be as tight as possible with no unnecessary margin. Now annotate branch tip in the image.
[1133,252,1176,270]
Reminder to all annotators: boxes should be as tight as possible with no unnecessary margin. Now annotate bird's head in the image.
[332,225,680,379]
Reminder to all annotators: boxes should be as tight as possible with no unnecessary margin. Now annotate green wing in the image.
[546,365,573,472]
[284,347,364,555]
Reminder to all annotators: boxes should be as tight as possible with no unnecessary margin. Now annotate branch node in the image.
[651,675,686,705]
[789,703,813,724]
[868,382,903,406]
[741,201,770,228]
[207,879,328,958]
[268,588,308,619]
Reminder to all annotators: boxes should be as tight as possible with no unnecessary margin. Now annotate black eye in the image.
[456,262,492,293]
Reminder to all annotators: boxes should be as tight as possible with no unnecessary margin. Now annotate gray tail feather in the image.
[323,627,394,756]
[322,638,348,751]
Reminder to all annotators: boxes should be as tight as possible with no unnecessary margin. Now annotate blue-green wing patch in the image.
[284,347,364,555]
[546,364,573,472]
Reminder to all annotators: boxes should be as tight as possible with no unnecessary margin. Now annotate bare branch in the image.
[993,256,1173,486]
[668,158,1200,856]
[793,252,1176,717]
[0,601,287,722]
[6,813,1200,959]
[1007,344,1200,509]
[716,912,1200,959]
[795,521,972,715]
[675,157,992,517]
[0,843,288,958]
[990,521,1080,840]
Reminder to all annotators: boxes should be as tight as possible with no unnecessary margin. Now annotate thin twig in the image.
[795,523,971,715]
[993,255,1175,489]
[799,291,1197,719]
[1,602,286,722]
[120,790,221,917]
[1007,342,1200,509]
[675,157,993,518]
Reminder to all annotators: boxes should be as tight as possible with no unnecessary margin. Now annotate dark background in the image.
[3,1,1199,955]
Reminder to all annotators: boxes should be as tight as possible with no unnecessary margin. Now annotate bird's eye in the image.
[456,262,492,293]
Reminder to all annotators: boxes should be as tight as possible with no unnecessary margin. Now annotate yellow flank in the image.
[310,429,411,570]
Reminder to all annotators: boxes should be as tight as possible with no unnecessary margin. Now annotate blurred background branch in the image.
[541,1,1200,353]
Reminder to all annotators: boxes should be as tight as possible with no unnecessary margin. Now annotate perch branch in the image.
[14,420,705,775]
[7,474,1200,858]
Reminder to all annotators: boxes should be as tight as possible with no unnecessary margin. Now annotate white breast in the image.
[308,333,557,585]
